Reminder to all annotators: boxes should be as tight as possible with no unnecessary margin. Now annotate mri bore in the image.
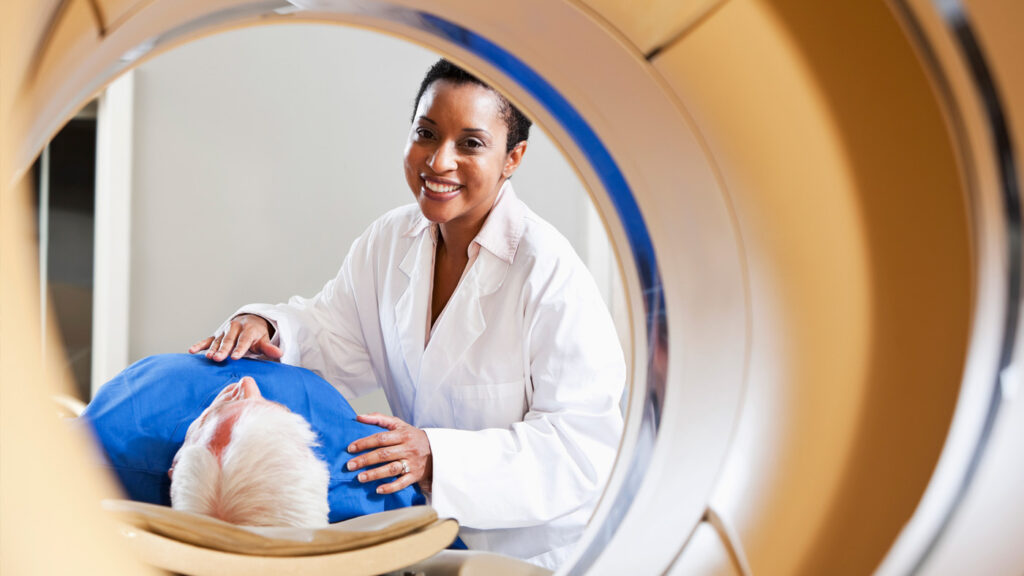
[0,1,1021,575]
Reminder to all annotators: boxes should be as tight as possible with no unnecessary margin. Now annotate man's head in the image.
[169,377,329,527]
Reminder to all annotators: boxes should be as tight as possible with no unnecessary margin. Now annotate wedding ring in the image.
[400,460,410,475]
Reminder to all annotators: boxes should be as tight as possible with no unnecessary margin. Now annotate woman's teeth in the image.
[424,179,460,193]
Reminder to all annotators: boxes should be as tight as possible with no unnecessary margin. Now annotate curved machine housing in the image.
[1,1,1021,575]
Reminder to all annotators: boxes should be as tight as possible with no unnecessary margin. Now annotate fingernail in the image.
[347,461,356,471]
[347,444,356,453]
[376,487,384,494]
[358,473,366,482]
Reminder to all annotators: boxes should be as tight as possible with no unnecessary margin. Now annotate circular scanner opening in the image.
[9,1,1024,575]
[12,5,745,573]
[10,2,750,574]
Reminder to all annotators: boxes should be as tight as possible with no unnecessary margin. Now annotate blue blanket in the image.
[79,353,425,523]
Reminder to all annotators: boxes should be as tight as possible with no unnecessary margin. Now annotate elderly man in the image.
[78,353,423,526]
[169,375,331,526]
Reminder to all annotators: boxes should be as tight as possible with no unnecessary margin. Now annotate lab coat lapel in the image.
[394,230,432,389]
[415,252,509,417]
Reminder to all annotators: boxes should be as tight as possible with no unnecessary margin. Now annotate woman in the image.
[190,59,625,569]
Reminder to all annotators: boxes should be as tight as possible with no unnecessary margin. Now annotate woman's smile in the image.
[421,175,463,199]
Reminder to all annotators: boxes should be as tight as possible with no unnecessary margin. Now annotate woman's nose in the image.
[427,142,457,172]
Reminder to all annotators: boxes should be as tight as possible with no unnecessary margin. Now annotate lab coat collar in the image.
[471,180,524,265]
[400,180,525,265]
[395,231,431,384]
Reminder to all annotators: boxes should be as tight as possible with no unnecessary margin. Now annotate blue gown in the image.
[78,353,425,523]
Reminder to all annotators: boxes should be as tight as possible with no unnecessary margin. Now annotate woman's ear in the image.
[502,140,528,179]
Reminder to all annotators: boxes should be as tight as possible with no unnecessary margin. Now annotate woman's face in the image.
[404,80,526,235]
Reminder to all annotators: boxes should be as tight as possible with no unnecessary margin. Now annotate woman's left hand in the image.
[346,413,433,494]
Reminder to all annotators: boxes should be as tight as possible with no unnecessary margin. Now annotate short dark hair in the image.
[411,59,531,153]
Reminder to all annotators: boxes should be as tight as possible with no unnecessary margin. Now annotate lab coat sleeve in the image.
[219,223,382,399]
[423,260,626,530]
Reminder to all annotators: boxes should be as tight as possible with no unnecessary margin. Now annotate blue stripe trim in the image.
[416,14,668,573]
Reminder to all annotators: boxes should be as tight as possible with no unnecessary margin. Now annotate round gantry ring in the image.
[2,1,1023,575]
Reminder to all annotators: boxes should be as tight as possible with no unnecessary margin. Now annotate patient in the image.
[168,376,330,526]
[77,353,423,526]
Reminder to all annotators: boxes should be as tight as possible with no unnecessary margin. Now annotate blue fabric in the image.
[78,353,425,523]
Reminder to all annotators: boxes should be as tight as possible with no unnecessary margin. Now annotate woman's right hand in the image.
[188,314,284,362]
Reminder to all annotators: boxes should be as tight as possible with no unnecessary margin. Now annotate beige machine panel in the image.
[2,0,97,168]
[94,0,149,31]
[966,0,1024,175]
[1,0,63,89]
[652,0,971,574]
[666,521,742,576]
[0,196,158,573]
[32,0,102,97]
[576,0,724,55]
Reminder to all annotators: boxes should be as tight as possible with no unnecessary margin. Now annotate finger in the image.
[376,473,416,495]
[232,330,258,359]
[346,442,404,471]
[355,460,408,483]
[205,334,223,359]
[347,430,401,454]
[213,322,242,361]
[258,337,284,360]
[189,336,214,354]
[356,413,404,429]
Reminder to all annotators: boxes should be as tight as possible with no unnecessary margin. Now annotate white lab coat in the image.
[227,183,625,569]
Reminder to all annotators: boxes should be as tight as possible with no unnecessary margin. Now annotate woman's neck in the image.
[437,219,482,260]
[436,178,506,258]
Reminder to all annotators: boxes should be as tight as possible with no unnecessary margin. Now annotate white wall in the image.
[121,23,620,411]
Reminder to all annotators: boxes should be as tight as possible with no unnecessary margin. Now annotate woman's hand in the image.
[346,413,433,495]
[188,314,284,362]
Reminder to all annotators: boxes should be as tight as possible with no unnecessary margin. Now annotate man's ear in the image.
[502,140,528,179]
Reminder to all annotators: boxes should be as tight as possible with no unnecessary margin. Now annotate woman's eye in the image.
[414,127,434,139]
[462,139,484,149]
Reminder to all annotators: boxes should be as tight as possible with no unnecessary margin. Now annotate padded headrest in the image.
[103,499,440,557]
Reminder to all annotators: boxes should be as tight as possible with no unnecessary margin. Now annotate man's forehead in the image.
[189,395,290,435]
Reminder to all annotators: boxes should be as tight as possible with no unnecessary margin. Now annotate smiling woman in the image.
[187,52,628,569]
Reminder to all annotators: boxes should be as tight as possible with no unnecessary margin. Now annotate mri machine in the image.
[0,0,1022,574]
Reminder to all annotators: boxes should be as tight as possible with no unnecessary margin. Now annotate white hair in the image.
[170,402,330,527]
